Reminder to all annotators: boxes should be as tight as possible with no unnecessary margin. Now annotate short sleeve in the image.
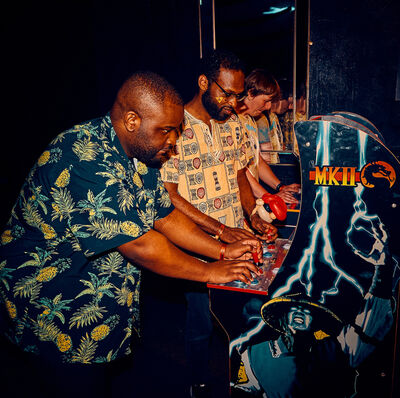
[43,134,173,258]
[256,115,271,144]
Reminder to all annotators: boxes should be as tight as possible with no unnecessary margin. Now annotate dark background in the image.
[308,0,400,156]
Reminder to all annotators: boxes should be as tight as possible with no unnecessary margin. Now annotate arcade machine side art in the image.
[209,113,400,398]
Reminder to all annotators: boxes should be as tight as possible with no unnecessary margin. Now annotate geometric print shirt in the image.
[161,110,248,229]
[0,114,174,364]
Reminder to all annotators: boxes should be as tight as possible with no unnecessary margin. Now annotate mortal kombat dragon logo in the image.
[360,161,396,189]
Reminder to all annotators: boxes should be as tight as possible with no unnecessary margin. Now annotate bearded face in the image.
[201,87,235,121]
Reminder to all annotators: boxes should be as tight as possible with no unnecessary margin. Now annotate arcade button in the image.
[233,280,247,287]
[250,278,259,286]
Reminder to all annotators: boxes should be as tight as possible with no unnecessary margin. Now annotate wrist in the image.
[214,224,226,240]
[251,198,264,217]
[219,243,227,260]
[275,182,285,192]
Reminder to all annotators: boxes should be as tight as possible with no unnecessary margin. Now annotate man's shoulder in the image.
[182,109,205,130]
[255,114,271,135]
[238,114,257,131]
[66,115,111,139]
[48,115,110,147]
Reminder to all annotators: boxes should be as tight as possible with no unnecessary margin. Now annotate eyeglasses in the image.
[210,78,247,101]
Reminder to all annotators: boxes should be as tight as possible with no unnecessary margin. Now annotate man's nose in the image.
[167,130,178,146]
[227,96,237,108]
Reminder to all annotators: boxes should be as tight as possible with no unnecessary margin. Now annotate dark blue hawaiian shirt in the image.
[0,114,174,364]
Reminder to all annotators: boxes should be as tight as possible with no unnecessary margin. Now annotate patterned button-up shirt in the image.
[238,114,260,181]
[161,110,248,228]
[0,114,173,363]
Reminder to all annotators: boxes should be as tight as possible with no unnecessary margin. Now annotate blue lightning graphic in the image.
[229,122,399,363]
[262,6,295,15]
[273,122,363,301]
[229,319,265,356]
[345,132,388,267]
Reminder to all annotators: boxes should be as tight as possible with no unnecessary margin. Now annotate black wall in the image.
[308,0,400,155]
[1,0,200,228]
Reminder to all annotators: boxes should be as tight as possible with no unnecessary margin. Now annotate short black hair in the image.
[116,71,183,118]
[198,49,244,81]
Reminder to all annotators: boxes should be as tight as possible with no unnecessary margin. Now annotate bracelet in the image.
[275,182,285,192]
[219,243,227,260]
[214,224,225,240]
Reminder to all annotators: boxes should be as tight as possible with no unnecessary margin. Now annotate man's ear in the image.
[198,74,209,92]
[124,111,141,132]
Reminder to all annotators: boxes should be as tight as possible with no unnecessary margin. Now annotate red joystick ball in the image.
[261,192,287,221]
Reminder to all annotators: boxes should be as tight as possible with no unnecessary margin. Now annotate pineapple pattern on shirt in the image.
[161,110,248,229]
[0,114,174,364]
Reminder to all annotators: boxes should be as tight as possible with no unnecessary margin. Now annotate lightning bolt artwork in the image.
[273,121,363,302]
[209,113,400,398]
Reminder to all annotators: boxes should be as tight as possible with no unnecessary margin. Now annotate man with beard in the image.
[161,51,278,397]
[0,71,263,398]
[162,51,278,243]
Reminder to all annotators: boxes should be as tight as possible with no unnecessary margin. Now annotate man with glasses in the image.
[162,50,277,240]
[160,50,278,397]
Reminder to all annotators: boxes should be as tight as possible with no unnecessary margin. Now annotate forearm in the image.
[258,156,280,190]
[166,186,222,235]
[237,168,256,219]
[118,227,262,285]
[118,229,211,282]
[246,168,268,199]
[154,209,223,259]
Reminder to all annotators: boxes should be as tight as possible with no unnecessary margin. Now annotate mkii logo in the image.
[309,161,396,188]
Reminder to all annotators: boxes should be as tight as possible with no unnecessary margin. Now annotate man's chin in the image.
[147,154,171,169]
[250,110,262,118]
[143,159,161,169]
[214,110,232,122]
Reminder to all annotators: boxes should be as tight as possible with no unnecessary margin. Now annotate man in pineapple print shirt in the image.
[0,71,262,398]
